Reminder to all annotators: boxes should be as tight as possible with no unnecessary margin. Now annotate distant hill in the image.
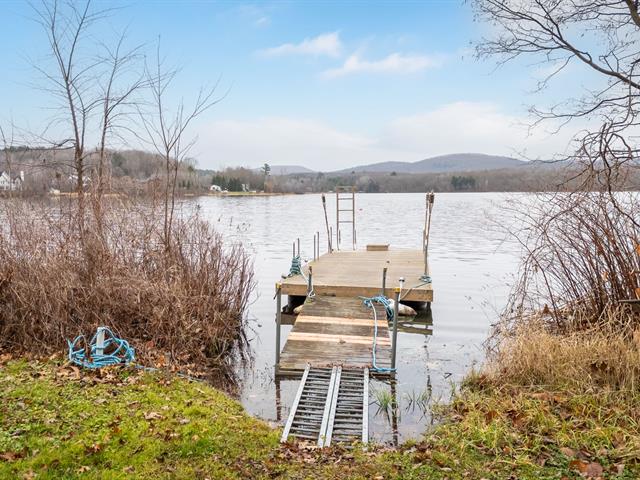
[255,165,315,175]
[333,153,526,174]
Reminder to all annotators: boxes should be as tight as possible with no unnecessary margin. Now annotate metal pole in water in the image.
[276,283,282,366]
[391,287,400,370]
[329,227,333,252]
[313,234,317,261]
[297,238,301,258]
[381,267,388,297]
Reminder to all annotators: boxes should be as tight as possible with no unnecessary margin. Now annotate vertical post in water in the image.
[329,227,333,252]
[381,267,388,297]
[313,234,317,261]
[292,241,295,258]
[391,287,400,371]
[297,238,301,258]
[275,283,282,366]
[335,189,340,251]
[352,186,356,250]
[423,192,434,279]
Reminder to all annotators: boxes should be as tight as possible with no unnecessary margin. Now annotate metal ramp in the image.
[335,186,356,250]
[281,365,369,447]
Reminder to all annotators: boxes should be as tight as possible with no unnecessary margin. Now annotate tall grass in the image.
[0,197,254,374]
[488,191,640,391]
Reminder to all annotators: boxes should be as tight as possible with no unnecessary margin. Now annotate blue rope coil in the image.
[67,327,135,369]
[288,255,303,277]
[360,295,396,373]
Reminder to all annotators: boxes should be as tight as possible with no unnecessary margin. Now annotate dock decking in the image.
[277,296,391,376]
[280,248,433,302]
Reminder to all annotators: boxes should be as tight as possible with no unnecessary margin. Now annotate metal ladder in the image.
[281,365,369,446]
[335,186,356,250]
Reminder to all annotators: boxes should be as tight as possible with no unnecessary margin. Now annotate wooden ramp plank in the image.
[278,296,392,376]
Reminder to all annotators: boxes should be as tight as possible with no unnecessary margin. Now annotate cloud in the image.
[254,16,270,27]
[381,102,574,159]
[237,4,271,28]
[194,103,576,171]
[196,117,387,171]
[260,32,342,57]
[322,53,441,78]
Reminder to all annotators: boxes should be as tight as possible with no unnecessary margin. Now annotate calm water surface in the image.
[196,192,521,443]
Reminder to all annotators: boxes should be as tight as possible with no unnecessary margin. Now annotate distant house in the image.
[68,174,90,187]
[209,184,222,192]
[0,171,24,191]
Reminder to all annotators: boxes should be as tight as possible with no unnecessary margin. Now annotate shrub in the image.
[0,198,254,374]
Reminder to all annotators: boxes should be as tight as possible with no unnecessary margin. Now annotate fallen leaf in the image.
[569,459,588,474]
[584,462,603,478]
[0,451,24,462]
[560,447,576,457]
[144,411,164,421]
[570,459,604,478]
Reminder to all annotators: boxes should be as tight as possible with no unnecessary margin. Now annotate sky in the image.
[0,1,589,171]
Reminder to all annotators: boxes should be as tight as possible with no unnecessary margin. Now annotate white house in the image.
[209,184,222,192]
[0,171,24,191]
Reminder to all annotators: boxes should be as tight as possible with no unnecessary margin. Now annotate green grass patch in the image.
[1,360,638,479]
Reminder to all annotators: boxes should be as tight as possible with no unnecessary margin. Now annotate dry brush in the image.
[0,198,254,375]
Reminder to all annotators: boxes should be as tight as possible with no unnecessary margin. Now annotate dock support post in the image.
[391,288,400,370]
[329,227,333,252]
[313,234,317,261]
[381,267,388,297]
[307,266,313,296]
[276,283,282,366]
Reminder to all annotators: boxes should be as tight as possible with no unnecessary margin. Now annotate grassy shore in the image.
[1,359,638,479]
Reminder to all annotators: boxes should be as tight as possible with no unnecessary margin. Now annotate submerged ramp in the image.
[281,365,369,446]
[277,296,391,375]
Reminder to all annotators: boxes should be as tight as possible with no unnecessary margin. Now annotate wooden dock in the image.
[280,248,433,302]
[277,296,391,376]
[275,193,435,445]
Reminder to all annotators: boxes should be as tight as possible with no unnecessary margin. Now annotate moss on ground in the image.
[0,360,638,479]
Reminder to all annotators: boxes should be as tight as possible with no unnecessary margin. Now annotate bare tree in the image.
[90,34,145,239]
[138,44,222,249]
[475,1,640,327]
[32,0,108,234]
[0,124,16,197]
[474,0,640,190]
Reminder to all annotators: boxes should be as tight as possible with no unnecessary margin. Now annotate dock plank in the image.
[278,296,392,376]
[280,249,433,302]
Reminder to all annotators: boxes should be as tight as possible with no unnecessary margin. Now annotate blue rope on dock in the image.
[67,327,135,369]
[288,255,303,277]
[360,295,396,373]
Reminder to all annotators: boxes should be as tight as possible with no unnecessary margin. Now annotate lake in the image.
[196,192,521,443]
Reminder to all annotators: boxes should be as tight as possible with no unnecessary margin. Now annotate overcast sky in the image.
[0,1,589,170]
